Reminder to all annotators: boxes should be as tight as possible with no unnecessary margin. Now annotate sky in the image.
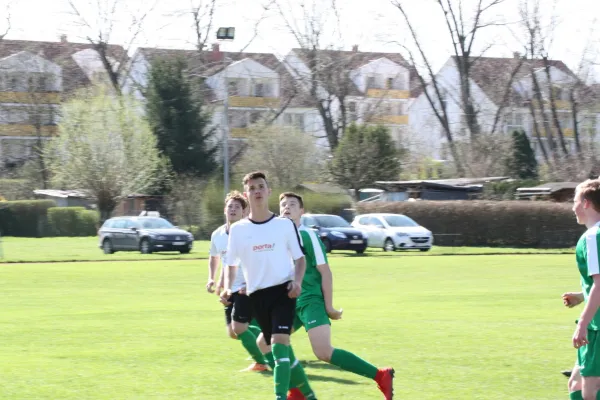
[1,0,599,79]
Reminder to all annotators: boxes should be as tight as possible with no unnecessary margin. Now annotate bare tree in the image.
[0,1,11,40]
[67,0,158,94]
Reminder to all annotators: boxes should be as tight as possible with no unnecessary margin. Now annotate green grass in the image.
[0,254,579,399]
[0,236,574,263]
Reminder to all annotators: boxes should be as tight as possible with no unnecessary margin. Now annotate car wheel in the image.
[102,239,114,254]
[383,238,395,252]
[180,248,191,254]
[420,248,431,252]
[355,248,366,254]
[140,238,152,254]
[322,238,332,253]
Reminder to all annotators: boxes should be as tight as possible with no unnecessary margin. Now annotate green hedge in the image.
[356,200,583,248]
[48,207,99,237]
[0,200,56,237]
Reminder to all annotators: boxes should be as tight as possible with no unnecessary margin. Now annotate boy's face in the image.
[279,196,303,222]
[224,199,244,223]
[573,189,588,225]
[244,177,271,207]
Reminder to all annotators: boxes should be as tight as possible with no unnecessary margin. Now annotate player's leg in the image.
[224,303,238,339]
[231,292,268,371]
[271,288,317,400]
[577,329,600,400]
[302,301,394,399]
[569,364,583,399]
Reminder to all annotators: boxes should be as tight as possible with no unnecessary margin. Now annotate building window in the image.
[249,111,263,124]
[227,80,239,96]
[386,77,394,90]
[366,76,376,90]
[283,113,305,131]
[348,101,357,122]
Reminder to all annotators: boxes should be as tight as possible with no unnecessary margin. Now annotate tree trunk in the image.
[527,101,551,165]
[530,69,557,162]
[543,59,569,156]
[570,89,582,156]
[97,192,117,223]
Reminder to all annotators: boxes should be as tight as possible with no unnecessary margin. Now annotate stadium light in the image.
[217,27,235,205]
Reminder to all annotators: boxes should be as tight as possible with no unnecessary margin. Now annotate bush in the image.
[0,200,56,237]
[0,179,32,201]
[356,200,582,248]
[48,207,99,237]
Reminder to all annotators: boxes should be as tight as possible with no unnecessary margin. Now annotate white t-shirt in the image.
[209,224,246,293]
[225,214,305,295]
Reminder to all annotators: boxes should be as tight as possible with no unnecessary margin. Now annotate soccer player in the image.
[567,179,600,400]
[206,190,268,372]
[221,171,317,400]
[278,192,395,400]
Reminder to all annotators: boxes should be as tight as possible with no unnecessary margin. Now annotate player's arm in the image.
[288,221,306,298]
[207,255,220,293]
[220,227,239,304]
[206,235,220,293]
[312,234,343,320]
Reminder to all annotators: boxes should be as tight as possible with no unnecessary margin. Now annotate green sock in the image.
[264,351,276,369]
[288,346,316,398]
[272,343,291,398]
[248,324,262,338]
[330,348,379,380]
[237,330,267,365]
[569,390,583,400]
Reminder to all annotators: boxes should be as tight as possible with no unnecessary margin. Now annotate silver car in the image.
[351,213,433,252]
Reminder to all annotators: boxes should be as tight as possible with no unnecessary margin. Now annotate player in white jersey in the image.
[206,190,268,372]
[221,171,317,400]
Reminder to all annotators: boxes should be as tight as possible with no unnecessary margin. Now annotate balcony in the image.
[366,89,409,99]
[369,115,409,125]
[0,92,61,104]
[0,124,58,136]
[228,96,279,108]
[536,128,575,138]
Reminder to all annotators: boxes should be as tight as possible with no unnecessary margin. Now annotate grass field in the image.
[0,246,580,399]
[0,236,574,263]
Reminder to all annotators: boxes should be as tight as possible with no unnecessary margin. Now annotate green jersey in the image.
[297,225,328,306]
[576,223,600,330]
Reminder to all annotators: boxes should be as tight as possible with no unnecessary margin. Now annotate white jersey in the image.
[209,224,246,293]
[225,214,304,295]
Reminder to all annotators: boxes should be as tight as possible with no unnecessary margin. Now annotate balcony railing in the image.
[366,89,409,99]
[0,124,58,136]
[228,96,279,108]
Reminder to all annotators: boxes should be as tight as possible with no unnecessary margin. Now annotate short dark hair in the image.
[279,192,304,208]
[242,171,268,187]
[577,179,600,212]
[225,190,247,209]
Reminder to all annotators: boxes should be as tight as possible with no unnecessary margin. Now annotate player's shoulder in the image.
[299,224,317,238]
[210,224,227,239]
[273,216,297,227]
[229,218,251,232]
[584,225,600,238]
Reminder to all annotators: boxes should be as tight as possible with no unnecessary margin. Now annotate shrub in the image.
[356,200,582,248]
[48,207,99,236]
[0,179,32,201]
[0,200,56,237]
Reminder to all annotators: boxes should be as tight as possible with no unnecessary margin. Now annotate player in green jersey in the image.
[566,179,600,400]
[278,192,395,400]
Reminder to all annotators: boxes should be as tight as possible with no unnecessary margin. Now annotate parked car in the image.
[98,216,194,254]
[300,213,368,254]
[351,213,433,252]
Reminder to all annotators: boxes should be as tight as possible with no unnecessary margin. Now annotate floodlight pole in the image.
[216,27,235,201]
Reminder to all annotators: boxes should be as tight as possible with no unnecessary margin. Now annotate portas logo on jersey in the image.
[253,243,276,252]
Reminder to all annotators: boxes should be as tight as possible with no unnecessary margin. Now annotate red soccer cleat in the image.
[287,388,305,400]
[240,362,269,372]
[374,367,395,399]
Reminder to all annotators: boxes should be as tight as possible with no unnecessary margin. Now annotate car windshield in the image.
[138,218,174,229]
[383,215,418,227]
[313,215,351,228]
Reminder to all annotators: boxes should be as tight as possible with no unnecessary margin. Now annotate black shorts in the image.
[224,291,253,325]
[249,281,296,345]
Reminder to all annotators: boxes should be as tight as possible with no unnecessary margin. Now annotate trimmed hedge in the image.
[48,207,99,237]
[356,200,583,248]
[0,200,56,237]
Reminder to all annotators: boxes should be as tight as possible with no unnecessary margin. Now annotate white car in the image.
[351,213,433,252]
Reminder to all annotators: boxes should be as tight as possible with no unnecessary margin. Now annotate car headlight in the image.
[395,232,408,237]
[330,231,346,239]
